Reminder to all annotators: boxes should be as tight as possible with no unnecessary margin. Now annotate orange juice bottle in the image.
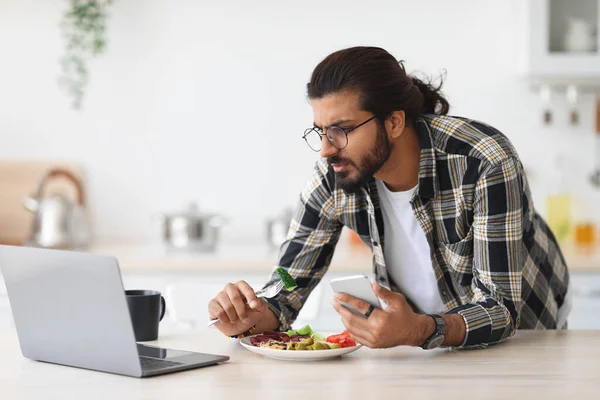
[574,222,596,247]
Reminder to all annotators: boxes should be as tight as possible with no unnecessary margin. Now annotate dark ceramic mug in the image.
[125,290,166,341]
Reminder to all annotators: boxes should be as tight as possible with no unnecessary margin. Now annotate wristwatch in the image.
[421,314,446,350]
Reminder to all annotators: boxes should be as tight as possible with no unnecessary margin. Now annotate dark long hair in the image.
[307,46,449,123]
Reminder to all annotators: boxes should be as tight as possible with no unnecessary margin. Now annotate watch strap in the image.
[421,314,446,349]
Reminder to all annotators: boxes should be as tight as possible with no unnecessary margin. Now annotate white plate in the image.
[239,333,362,361]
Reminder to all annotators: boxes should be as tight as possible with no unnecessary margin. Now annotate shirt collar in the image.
[414,117,438,200]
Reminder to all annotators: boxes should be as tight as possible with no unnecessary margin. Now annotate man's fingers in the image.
[208,298,230,324]
[225,283,249,320]
[341,323,374,348]
[236,281,260,309]
[216,291,239,322]
[337,312,376,347]
[331,298,370,329]
[333,292,373,315]
[372,282,398,303]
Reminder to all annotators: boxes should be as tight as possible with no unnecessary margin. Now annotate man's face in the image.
[311,91,392,194]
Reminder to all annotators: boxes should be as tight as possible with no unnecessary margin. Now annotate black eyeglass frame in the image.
[301,115,377,152]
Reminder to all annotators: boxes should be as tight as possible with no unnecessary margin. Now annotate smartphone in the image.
[330,275,382,318]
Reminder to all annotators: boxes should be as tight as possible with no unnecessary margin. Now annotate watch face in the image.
[427,336,445,349]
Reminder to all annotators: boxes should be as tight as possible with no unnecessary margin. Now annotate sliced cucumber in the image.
[274,267,298,291]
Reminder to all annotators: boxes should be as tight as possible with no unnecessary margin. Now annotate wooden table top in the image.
[1,328,599,399]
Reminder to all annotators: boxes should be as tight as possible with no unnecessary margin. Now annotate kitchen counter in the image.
[1,328,599,398]
[85,241,600,274]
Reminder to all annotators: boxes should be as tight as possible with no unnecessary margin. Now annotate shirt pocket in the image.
[439,232,474,287]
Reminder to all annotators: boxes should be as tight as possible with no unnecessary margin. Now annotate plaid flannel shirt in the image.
[264,114,570,348]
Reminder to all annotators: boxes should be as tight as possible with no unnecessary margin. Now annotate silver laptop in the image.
[0,245,229,377]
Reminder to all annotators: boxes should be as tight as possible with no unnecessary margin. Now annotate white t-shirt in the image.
[375,180,446,314]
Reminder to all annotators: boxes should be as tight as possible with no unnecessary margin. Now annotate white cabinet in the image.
[527,0,600,79]
[568,272,600,329]
[2,268,598,332]
[0,268,349,333]
[120,270,348,333]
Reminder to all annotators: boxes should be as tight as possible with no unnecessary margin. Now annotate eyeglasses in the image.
[302,116,376,152]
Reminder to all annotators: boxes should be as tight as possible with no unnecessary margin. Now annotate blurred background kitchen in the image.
[1,0,600,332]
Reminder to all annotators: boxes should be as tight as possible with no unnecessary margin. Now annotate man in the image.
[208,46,571,349]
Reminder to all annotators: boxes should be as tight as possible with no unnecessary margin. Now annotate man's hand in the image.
[331,282,433,348]
[208,281,279,337]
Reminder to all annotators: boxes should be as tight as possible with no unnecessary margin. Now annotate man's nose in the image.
[320,136,339,159]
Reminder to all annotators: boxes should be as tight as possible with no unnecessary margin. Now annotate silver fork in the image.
[206,280,284,327]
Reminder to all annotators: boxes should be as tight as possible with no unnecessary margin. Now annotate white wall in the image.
[1,0,599,243]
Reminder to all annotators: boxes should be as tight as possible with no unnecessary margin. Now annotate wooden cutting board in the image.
[0,161,85,246]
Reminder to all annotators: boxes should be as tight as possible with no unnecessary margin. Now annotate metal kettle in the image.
[23,168,91,249]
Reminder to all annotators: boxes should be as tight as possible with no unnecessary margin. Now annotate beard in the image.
[328,124,393,194]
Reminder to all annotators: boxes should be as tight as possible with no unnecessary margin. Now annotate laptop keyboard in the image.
[140,357,184,371]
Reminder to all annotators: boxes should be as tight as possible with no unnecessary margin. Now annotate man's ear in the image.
[386,110,406,140]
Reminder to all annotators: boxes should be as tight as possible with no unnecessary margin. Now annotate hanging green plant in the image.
[58,0,114,110]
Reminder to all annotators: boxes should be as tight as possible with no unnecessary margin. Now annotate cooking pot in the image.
[159,203,226,252]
